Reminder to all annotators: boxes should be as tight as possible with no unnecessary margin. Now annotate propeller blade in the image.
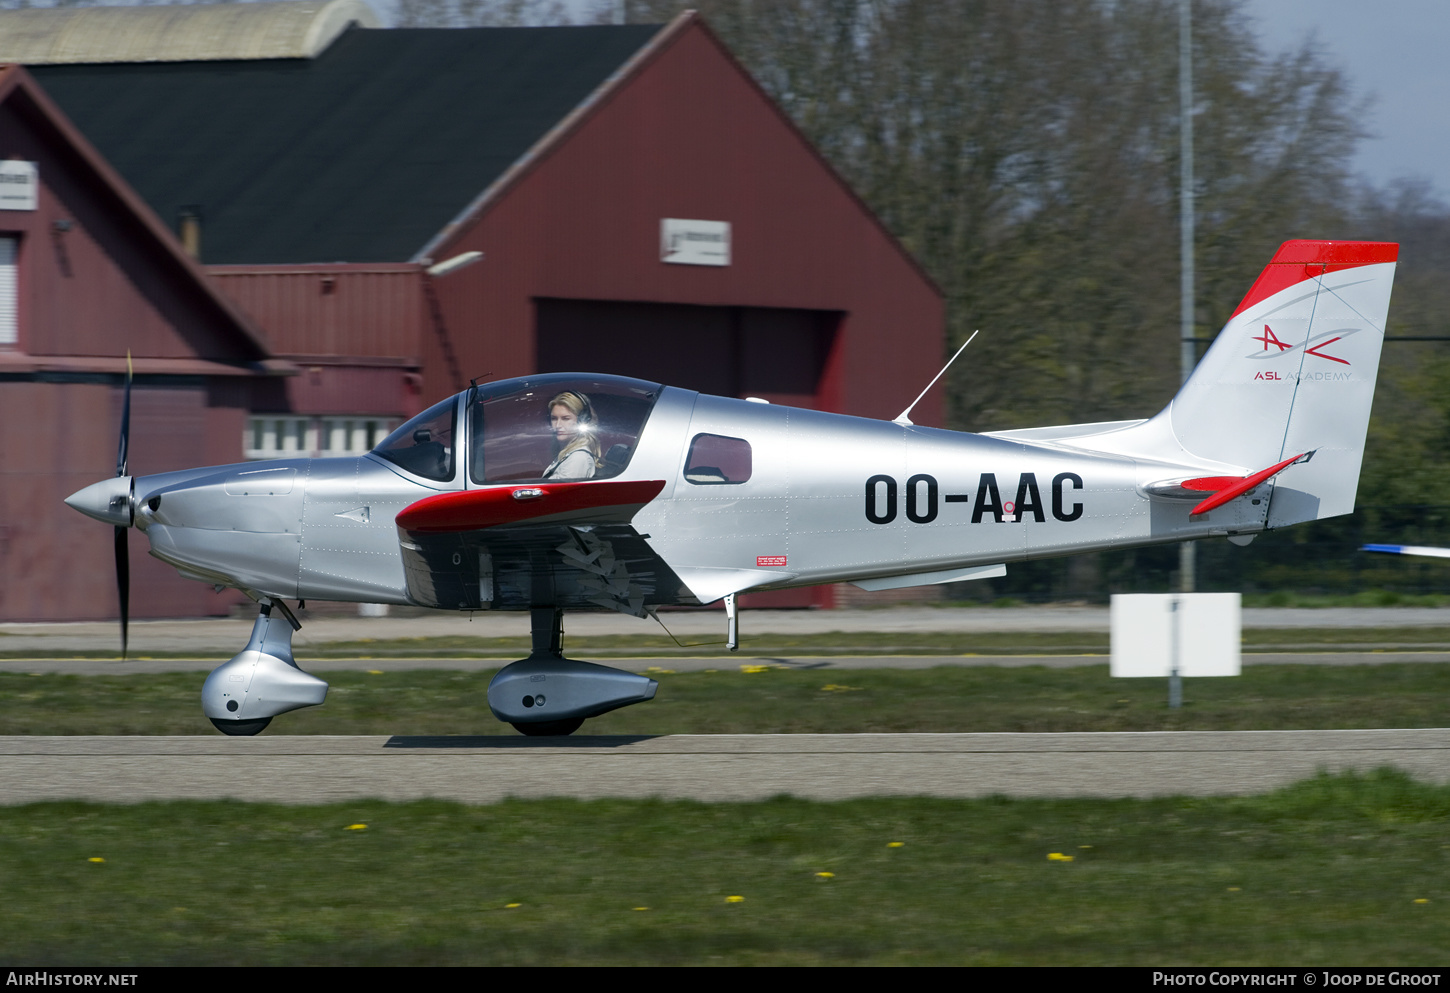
[116,351,132,478]
[114,352,132,658]
[114,524,129,659]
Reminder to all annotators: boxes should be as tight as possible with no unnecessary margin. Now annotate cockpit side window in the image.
[685,434,752,484]
[372,396,457,482]
[467,375,661,485]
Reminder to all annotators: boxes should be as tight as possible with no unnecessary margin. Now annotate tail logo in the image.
[1253,325,1293,353]
[1247,325,1357,366]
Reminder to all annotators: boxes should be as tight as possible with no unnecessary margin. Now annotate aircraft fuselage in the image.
[111,379,1265,610]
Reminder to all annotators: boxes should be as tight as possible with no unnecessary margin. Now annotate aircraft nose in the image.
[65,476,134,527]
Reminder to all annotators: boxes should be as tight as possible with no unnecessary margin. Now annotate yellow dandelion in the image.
[740,664,772,674]
[632,906,649,911]
[87,857,105,863]
[1415,898,1430,904]
[1047,852,1074,862]
[821,684,861,692]
[1228,887,1241,892]
[506,903,522,909]
[1079,845,1093,849]
[725,895,745,903]
[367,670,384,675]
[345,823,367,831]
[815,872,834,879]
[887,842,904,848]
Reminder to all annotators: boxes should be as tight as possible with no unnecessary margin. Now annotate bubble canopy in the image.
[468,373,662,484]
[373,374,663,485]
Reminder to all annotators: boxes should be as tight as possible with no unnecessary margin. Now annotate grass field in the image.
[2,770,1447,965]
[3,663,1450,735]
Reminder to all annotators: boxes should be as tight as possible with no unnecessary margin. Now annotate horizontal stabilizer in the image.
[1187,452,1309,517]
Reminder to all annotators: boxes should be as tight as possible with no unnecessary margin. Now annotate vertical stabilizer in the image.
[1165,240,1397,525]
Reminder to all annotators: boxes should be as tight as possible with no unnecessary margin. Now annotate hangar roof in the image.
[0,64,283,373]
[29,23,662,264]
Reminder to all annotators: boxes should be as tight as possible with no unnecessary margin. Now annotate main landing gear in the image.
[201,599,328,736]
[488,607,658,736]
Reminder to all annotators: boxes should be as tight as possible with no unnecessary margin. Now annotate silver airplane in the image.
[66,239,1398,736]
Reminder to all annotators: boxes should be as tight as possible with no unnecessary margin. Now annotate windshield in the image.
[372,396,458,482]
[467,374,661,485]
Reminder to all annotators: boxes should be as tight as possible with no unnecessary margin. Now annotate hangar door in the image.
[534,300,841,409]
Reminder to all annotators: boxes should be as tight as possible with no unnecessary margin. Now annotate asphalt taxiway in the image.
[3,729,1447,804]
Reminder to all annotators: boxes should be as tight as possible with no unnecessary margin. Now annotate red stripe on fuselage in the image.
[396,479,666,532]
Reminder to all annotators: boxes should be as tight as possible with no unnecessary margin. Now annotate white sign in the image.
[1110,593,1241,677]
[661,218,730,266]
[0,161,37,211]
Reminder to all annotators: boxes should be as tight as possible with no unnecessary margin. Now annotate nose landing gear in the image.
[202,599,328,736]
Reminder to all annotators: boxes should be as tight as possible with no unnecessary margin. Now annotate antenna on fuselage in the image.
[893,329,978,427]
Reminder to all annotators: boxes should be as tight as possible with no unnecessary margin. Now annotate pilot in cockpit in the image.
[542,391,603,480]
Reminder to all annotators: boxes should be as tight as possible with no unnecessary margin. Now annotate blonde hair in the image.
[549,391,602,466]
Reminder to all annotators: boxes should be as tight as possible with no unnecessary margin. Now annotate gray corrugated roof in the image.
[0,1,381,64]
[31,24,661,263]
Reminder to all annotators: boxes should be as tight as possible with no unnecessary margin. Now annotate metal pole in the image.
[1178,0,1197,595]
[1169,595,1183,709]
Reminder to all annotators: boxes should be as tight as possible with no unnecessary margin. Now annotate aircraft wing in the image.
[394,480,695,614]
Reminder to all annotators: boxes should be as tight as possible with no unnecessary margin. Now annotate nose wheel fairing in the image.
[202,602,327,735]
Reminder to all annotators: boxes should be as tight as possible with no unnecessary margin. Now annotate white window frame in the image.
[0,236,17,347]
[245,415,395,460]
